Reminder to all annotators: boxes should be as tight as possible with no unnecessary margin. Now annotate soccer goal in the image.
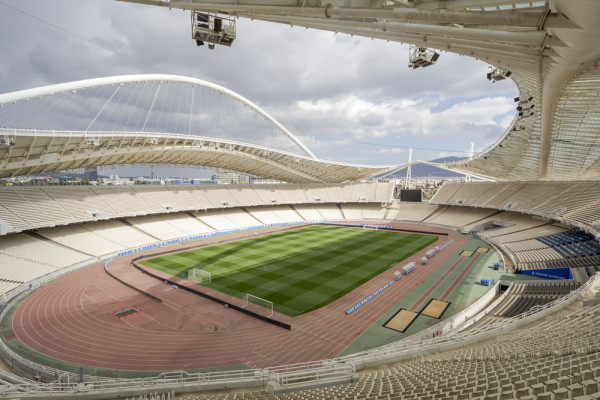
[242,294,273,318]
[188,268,211,285]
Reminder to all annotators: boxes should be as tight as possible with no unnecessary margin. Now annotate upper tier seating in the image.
[247,206,301,224]
[423,206,498,228]
[487,282,581,318]
[37,224,124,257]
[0,183,393,235]
[292,205,323,221]
[432,181,600,234]
[341,204,363,220]
[79,219,156,248]
[361,204,387,220]
[126,214,190,241]
[157,213,214,236]
[337,203,388,221]
[195,209,262,230]
[315,204,344,220]
[537,231,600,260]
[384,203,439,222]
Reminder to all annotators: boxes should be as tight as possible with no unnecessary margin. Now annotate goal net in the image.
[242,294,273,318]
[188,268,211,285]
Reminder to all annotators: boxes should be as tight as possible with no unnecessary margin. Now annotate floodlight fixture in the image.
[518,96,534,105]
[408,45,440,69]
[191,11,236,49]
[487,66,512,82]
[0,136,15,146]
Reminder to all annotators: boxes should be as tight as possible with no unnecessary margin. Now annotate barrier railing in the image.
[0,220,597,398]
[271,363,355,387]
[3,274,596,396]
[336,272,599,369]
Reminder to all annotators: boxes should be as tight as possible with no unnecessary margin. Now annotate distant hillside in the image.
[392,156,467,178]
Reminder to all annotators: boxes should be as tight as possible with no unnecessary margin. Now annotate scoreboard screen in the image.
[400,189,422,202]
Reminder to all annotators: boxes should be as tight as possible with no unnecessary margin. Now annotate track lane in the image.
[12,223,470,370]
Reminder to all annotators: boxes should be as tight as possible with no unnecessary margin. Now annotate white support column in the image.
[466,141,474,183]
[406,147,412,189]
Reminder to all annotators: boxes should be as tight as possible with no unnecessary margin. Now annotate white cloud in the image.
[0,0,519,171]
[500,114,516,129]
[376,148,405,154]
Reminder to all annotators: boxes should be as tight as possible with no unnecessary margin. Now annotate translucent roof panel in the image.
[0,77,311,157]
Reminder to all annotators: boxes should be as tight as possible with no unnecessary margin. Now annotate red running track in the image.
[12,224,468,371]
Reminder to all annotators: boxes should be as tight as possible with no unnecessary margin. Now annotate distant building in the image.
[249,178,282,185]
[214,170,249,184]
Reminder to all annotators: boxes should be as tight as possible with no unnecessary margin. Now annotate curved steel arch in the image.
[119,0,600,182]
[0,74,318,160]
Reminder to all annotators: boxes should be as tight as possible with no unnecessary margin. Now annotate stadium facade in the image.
[0,1,600,399]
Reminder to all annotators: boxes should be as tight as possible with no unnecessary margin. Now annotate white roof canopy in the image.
[0,75,396,182]
[117,0,600,181]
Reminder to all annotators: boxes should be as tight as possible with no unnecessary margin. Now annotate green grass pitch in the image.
[141,225,437,317]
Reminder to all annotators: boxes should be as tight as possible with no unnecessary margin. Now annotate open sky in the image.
[0,0,518,177]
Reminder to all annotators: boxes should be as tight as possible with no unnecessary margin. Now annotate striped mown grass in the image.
[141,225,437,317]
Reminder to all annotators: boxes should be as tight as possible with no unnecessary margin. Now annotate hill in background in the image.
[391,156,467,178]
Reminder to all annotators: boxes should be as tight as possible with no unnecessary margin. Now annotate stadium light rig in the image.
[0,136,15,146]
[191,12,236,49]
[487,66,512,82]
[514,95,535,117]
[408,45,440,69]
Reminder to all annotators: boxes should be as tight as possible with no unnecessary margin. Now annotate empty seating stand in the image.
[0,183,395,235]
[492,282,581,318]
[174,303,600,400]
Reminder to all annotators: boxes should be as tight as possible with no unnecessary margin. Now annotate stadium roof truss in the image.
[118,0,600,182]
[0,75,396,183]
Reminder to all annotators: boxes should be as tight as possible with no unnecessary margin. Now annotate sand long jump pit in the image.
[420,299,450,319]
[384,309,419,333]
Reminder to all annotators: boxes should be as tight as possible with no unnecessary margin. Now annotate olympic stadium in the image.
[1,1,600,399]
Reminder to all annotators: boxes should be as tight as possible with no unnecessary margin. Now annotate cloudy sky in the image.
[0,0,517,177]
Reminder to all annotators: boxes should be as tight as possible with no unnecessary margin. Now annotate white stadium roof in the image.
[1,1,599,182]
[0,74,397,183]
[117,0,600,182]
